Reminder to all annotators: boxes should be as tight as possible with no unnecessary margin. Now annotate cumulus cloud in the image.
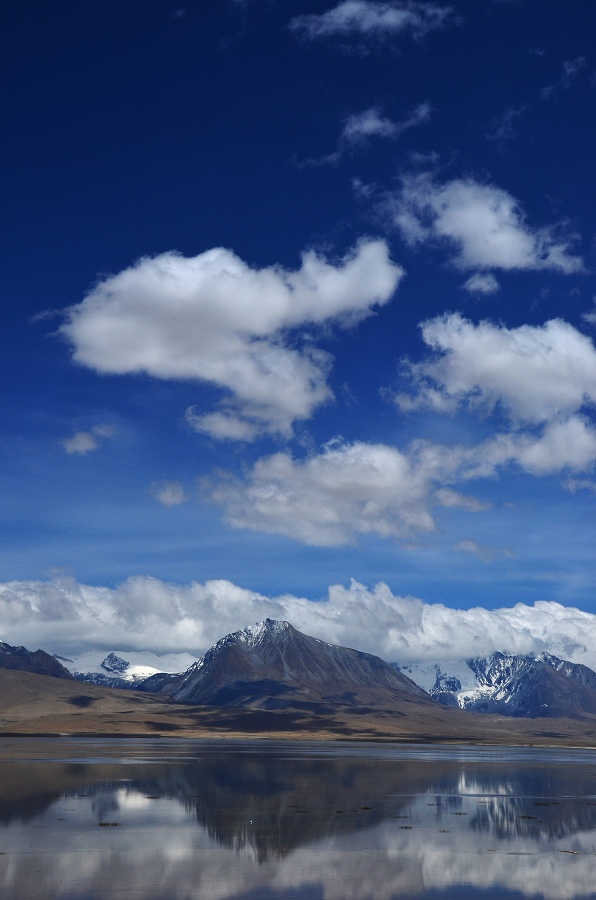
[462,273,500,295]
[290,1,452,45]
[149,480,187,507]
[389,173,584,273]
[395,314,596,425]
[60,424,115,455]
[60,241,402,440]
[205,420,596,548]
[3,574,596,672]
[198,306,596,544]
[204,439,442,546]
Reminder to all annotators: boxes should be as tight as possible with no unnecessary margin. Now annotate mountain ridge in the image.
[398,651,596,718]
[139,617,433,713]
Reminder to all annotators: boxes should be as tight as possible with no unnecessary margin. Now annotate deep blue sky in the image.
[2,0,596,617]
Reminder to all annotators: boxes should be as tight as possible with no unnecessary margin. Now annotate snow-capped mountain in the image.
[139,618,433,712]
[396,652,596,718]
[56,649,196,690]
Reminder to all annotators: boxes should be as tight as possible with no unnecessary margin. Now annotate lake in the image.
[0,738,595,899]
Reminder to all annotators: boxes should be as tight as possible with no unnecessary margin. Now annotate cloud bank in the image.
[60,241,402,441]
[3,575,596,671]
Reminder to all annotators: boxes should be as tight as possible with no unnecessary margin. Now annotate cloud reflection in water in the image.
[0,741,595,899]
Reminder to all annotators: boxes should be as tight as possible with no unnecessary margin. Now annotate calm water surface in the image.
[0,738,595,899]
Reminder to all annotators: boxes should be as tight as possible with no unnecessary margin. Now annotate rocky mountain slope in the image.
[397,652,596,718]
[0,640,72,680]
[139,618,433,714]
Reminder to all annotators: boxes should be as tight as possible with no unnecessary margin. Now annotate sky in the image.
[2,0,596,665]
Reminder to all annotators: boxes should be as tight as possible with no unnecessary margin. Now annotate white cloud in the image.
[390,173,584,273]
[149,480,187,507]
[60,241,403,440]
[290,1,452,44]
[205,440,440,546]
[4,573,596,672]
[395,314,596,425]
[462,273,500,295]
[60,424,115,455]
[206,421,596,548]
[502,416,596,475]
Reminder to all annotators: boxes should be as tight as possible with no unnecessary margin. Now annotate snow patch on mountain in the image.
[238,618,294,647]
[57,649,197,689]
[397,650,596,716]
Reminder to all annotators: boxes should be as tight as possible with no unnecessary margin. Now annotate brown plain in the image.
[2,668,596,747]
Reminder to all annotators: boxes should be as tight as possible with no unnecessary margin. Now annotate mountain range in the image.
[3,621,596,725]
[397,651,596,719]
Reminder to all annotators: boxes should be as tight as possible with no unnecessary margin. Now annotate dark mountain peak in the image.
[141,619,432,712]
[0,640,72,680]
[101,653,129,674]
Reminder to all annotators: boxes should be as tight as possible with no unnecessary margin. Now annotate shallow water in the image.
[0,738,595,899]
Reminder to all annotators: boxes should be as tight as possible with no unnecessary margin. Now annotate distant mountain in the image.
[0,640,72,680]
[397,652,596,719]
[65,652,151,690]
[55,649,195,690]
[140,618,433,713]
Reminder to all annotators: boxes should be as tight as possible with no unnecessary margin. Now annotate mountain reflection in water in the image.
[0,739,595,899]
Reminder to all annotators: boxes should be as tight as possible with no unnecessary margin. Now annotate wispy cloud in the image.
[455,538,494,563]
[60,424,115,456]
[290,1,453,47]
[486,104,528,146]
[149,480,187,507]
[301,102,430,166]
[542,56,587,100]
